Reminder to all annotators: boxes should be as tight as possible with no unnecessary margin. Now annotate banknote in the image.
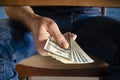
[44,32,94,64]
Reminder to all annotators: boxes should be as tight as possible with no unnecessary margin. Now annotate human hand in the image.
[30,15,77,56]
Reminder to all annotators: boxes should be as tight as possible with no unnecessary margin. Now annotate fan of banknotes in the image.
[44,32,94,64]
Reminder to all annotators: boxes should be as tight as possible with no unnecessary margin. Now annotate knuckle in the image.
[47,20,57,28]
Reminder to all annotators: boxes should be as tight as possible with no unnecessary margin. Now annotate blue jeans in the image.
[0,14,120,80]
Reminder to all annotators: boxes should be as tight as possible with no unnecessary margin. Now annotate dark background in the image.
[0,7,120,21]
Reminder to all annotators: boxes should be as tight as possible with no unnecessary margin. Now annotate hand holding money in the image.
[44,32,94,64]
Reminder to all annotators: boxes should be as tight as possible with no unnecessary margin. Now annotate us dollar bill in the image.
[44,32,94,64]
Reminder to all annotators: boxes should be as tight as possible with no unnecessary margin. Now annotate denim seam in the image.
[0,58,5,79]
[0,39,8,79]
[3,57,5,79]
[0,38,15,80]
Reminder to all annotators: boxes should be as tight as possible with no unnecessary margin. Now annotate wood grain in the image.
[0,0,120,7]
[16,55,109,77]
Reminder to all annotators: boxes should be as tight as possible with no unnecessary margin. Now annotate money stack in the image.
[44,32,94,64]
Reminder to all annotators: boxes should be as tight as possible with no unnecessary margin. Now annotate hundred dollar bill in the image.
[44,32,94,64]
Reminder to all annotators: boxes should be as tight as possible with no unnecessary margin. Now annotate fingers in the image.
[36,40,49,56]
[71,33,77,40]
[47,20,69,49]
[34,17,77,56]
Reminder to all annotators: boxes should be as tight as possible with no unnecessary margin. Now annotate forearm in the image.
[5,6,70,55]
[4,6,39,30]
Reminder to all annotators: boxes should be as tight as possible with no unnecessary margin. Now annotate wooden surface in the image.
[0,0,120,7]
[16,55,109,77]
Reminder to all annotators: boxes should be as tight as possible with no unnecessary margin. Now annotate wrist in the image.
[29,14,42,31]
[23,13,41,31]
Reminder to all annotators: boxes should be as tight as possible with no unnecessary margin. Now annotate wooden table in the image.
[0,0,120,7]
[16,55,108,77]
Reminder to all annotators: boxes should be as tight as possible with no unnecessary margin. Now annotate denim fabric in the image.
[0,19,37,80]
[0,14,120,80]
[32,6,101,16]
[51,13,98,33]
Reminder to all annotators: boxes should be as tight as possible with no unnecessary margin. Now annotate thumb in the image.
[48,22,69,49]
